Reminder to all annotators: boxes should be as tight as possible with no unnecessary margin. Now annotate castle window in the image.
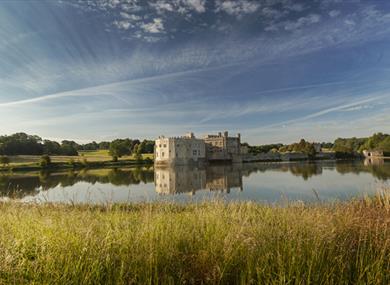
[162,152,165,157]
[163,144,167,148]
[193,150,197,156]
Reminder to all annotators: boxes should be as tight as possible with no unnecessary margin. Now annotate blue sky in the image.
[1,0,390,144]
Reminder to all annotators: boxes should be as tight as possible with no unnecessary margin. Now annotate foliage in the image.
[247,143,284,154]
[279,139,317,158]
[39,155,51,167]
[59,141,79,156]
[98,141,110,150]
[81,157,89,167]
[0,133,155,157]
[333,137,366,153]
[0,195,389,284]
[0,133,43,155]
[137,140,155,154]
[0,156,10,167]
[359,133,390,153]
[321,142,333,149]
[333,133,390,156]
[68,159,76,168]
[109,139,132,158]
[133,145,143,161]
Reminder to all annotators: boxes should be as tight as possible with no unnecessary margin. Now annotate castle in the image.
[154,131,243,165]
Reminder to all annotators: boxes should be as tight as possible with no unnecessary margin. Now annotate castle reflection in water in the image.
[154,165,244,195]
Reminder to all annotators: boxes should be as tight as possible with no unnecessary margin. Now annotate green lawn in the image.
[0,192,389,284]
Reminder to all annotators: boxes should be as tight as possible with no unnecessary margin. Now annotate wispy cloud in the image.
[246,93,390,134]
[141,18,165,33]
[215,0,260,17]
[2,0,390,142]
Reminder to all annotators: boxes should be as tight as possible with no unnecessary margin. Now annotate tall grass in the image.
[0,192,389,284]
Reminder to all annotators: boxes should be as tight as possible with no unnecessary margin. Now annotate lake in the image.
[1,160,389,204]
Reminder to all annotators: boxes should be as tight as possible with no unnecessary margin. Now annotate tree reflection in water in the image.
[0,160,389,199]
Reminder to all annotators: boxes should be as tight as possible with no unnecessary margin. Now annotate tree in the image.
[133,144,143,161]
[137,140,155,154]
[43,140,61,155]
[98,141,110,150]
[304,144,316,159]
[377,136,390,155]
[0,133,43,155]
[130,139,140,154]
[0,156,10,167]
[60,141,78,156]
[109,139,132,158]
[40,155,51,167]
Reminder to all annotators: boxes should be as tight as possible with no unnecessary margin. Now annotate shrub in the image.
[0,156,10,167]
[81,158,89,168]
[39,155,51,167]
[68,159,77,168]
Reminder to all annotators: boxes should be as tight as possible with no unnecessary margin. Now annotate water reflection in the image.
[0,167,154,199]
[154,165,243,195]
[0,160,389,203]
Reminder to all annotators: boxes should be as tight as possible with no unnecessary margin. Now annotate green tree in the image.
[304,144,316,159]
[377,136,390,155]
[134,145,143,162]
[60,141,79,156]
[98,141,110,150]
[109,139,132,158]
[43,140,61,155]
[40,155,51,167]
[0,156,10,167]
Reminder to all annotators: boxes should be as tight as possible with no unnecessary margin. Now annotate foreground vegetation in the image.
[0,192,389,284]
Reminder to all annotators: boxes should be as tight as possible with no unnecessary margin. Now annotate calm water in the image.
[1,160,389,204]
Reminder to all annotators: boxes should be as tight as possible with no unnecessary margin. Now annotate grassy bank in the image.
[0,152,154,172]
[0,194,389,284]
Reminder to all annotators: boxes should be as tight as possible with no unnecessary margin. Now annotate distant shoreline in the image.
[0,158,154,173]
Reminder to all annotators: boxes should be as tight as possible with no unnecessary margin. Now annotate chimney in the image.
[218,132,222,137]
[224,131,228,138]
[237,133,241,141]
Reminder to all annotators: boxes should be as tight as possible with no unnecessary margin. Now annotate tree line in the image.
[333,133,390,157]
[245,139,321,157]
[245,132,390,157]
[0,133,155,157]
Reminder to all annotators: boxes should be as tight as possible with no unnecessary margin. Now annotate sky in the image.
[1,0,390,144]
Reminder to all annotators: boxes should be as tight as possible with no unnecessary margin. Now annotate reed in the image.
[0,192,389,284]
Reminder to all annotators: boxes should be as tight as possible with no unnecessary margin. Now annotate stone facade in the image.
[154,133,206,166]
[155,131,242,165]
[203,131,242,163]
